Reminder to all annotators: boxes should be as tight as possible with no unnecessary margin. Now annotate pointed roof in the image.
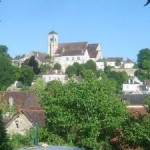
[48,31,58,35]
[125,58,134,63]
[87,44,99,58]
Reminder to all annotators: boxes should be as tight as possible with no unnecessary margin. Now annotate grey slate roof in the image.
[55,42,99,58]
[119,94,149,105]
[48,31,58,35]
[31,51,47,63]
[106,57,123,62]
[125,58,134,63]
[87,44,99,58]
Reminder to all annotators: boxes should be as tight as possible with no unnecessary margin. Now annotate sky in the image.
[0,0,150,62]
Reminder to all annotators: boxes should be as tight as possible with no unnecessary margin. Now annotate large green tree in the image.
[53,63,61,70]
[0,45,20,90]
[0,110,10,150]
[39,71,127,149]
[137,48,150,69]
[135,48,150,81]
[0,45,8,55]
[19,65,34,86]
[22,56,40,74]
[104,69,128,93]
[84,60,97,72]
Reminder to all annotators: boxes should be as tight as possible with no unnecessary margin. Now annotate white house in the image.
[96,59,105,70]
[48,31,103,71]
[42,69,68,83]
[105,57,124,68]
[122,77,143,94]
[123,58,134,69]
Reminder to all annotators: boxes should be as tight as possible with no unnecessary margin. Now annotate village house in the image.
[42,69,68,83]
[119,94,148,115]
[122,77,143,94]
[0,91,45,135]
[122,77,150,94]
[96,58,105,70]
[105,57,124,68]
[12,51,47,67]
[123,58,135,69]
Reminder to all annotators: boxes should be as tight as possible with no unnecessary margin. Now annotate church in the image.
[48,31,103,70]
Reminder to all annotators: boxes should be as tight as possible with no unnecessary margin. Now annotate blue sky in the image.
[0,0,150,62]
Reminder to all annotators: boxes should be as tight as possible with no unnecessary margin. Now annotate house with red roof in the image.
[0,91,45,135]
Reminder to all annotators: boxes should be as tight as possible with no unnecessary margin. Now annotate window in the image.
[50,38,53,41]
[77,57,80,60]
[66,57,69,61]
[72,57,74,60]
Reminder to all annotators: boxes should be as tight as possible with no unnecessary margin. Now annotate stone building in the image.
[48,31,103,70]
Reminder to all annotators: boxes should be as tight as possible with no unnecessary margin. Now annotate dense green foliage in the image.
[53,63,61,70]
[135,48,150,81]
[104,69,129,93]
[0,45,8,55]
[19,65,34,86]
[22,56,40,74]
[65,60,98,78]
[0,45,20,90]
[38,71,127,149]
[0,110,11,150]
[137,48,150,69]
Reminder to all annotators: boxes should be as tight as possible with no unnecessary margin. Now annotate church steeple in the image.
[48,31,58,56]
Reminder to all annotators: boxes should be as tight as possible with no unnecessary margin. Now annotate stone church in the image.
[48,31,103,70]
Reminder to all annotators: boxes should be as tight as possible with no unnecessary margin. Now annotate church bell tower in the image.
[48,31,58,56]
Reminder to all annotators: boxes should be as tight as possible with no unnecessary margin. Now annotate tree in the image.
[0,110,10,149]
[134,69,150,82]
[65,65,77,77]
[73,62,84,76]
[45,54,54,66]
[135,48,150,81]
[40,64,52,73]
[137,48,150,69]
[39,71,127,149]
[0,47,20,90]
[0,45,8,55]
[32,77,46,98]
[84,60,96,72]
[19,65,34,86]
[104,69,128,93]
[22,56,40,74]
[53,63,61,70]
[115,59,121,66]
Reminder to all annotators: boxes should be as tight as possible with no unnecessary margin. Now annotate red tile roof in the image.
[1,91,46,127]
[127,106,147,115]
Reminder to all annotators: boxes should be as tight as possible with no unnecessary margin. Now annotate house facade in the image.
[0,91,45,135]
[12,51,47,67]
[123,58,135,69]
[48,31,103,71]
[42,69,68,83]
[122,77,143,94]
